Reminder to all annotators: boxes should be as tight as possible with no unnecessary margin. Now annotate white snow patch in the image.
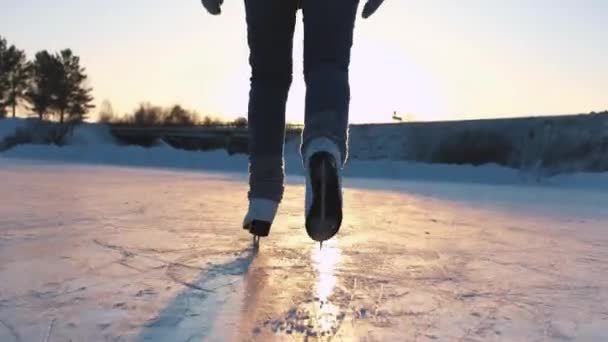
[65,123,116,146]
[2,119,608,191]
[4,141,608,191]
[1,144,248,173]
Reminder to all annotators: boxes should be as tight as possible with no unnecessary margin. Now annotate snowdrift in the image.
[0,119,116,151]
[348,113,608,175]
[1,116,608,188]
[0,118,27,144]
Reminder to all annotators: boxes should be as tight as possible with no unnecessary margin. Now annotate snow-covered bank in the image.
[0,118,26,142]
[2,118,608,190]
[349,113,608,174]
[0,118,102,151]
[3,143,608,193]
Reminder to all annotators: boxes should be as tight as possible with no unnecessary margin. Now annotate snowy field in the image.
[1,156,607,341]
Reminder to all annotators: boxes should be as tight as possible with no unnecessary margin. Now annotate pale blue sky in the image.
[1,0,607,123]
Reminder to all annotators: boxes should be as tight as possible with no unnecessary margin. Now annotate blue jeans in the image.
[245,0,359,202]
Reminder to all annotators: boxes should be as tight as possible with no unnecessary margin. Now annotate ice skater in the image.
[201,0,385,244]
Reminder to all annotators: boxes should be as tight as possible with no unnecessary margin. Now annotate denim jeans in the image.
[245,0,359,202]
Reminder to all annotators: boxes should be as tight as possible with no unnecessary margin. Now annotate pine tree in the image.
[26,51,60,120]
[25,49,95,122]
[4,46,32,118]
[54,49,94,123]
[67,85,94,123]
[0,36,8,118]
[98,100,116,123]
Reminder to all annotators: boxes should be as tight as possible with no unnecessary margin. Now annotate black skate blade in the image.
[306,152,342,242]
[252,235,260,251]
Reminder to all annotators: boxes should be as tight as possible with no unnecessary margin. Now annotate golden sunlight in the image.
[212,31,454,124]
[349,41,453,123]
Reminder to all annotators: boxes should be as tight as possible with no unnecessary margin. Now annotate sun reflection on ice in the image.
[310,239,342,334]
[312,239,341,301]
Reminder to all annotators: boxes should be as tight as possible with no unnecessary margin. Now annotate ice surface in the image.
[1,118,608,340]
[0,161,607,341]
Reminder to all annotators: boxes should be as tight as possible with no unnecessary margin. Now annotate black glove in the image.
[362,0,385,19]
[201,0,223,15]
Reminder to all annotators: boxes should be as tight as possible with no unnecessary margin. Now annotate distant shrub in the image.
[434,129,514,166]
[232,117,248,128]
[113,103,205,126]
[97,100,116,123]
[132,103,165,125]
[201,115,224,127]
[541,137,608,173]
[98,112,114,124]
[286,124,303,135]
[164,105,197,126]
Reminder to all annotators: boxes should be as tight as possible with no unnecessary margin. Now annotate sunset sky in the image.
[1,0,607,123]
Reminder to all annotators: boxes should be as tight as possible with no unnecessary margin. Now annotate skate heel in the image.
[247,220,272,237]
[305,152,342,242]
[242,198,277,237]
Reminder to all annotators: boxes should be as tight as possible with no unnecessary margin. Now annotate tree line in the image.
[98,100,249,128]
[0,35,94,123]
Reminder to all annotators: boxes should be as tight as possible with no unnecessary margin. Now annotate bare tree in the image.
[98,100,116,123]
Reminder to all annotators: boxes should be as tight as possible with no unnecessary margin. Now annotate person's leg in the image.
[243,0,298,234]
[300,0,359,242]
[300,0,359,166]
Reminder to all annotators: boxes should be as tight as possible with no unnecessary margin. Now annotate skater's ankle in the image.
[244,198,279,224]
[303,136,342,169]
